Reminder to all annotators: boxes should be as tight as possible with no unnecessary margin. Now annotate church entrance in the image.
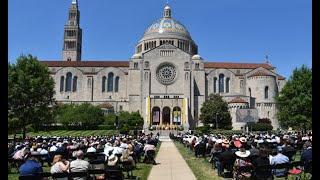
[162,107,171,126]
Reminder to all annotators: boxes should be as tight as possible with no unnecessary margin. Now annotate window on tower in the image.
[219,74,224,93]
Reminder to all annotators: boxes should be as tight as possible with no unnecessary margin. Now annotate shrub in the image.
[250,123,273,131]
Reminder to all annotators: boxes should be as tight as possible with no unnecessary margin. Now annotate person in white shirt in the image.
[86,145,96,153]
[70,150,90,180]
[49,142,58,152]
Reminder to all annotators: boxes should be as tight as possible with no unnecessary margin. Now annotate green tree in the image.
[276,65,312,131]
[8,55,55,138]
[56,103,105,129]
[200,94,232,129]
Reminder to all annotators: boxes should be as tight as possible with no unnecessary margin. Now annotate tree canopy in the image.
[56,103,105,130]
[200,94,232,129]
[276,65,312,131]
[8,55,55,138]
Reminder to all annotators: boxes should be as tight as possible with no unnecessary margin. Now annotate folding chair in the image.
[105,169,124,180]
[51,172,69,180]
[252,164,273,180]
[272,163,289,180]
[120,161,135,179]
[69,171,89,179]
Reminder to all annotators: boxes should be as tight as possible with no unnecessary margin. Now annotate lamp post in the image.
[215,113,219,129]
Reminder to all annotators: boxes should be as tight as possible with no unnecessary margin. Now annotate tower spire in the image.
[62,0,82,61]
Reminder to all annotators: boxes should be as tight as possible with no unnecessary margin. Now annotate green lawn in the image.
[8,142,161,180]
[8,130,119,139]
[174,141,223,180]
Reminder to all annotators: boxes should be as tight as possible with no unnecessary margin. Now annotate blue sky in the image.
[9,0,311,78]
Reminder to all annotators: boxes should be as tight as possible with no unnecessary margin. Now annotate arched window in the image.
[107,72,114,92]
[102,76,106,92]
[213,77,217,93]
[65,72,72,92]
[115,76,119,92]
[249,88,252,97]
[72,76,77,92]
[226,78,230,93]
[219,74,224,93]
[265,86,269,99]
[60,76,64,92]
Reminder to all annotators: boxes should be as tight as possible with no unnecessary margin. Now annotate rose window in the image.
[156,63,177,85]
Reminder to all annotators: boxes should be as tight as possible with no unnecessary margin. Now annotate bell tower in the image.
[62,0,82,61]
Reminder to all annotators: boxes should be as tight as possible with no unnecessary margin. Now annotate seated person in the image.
[233,148,253,180]
[51,155,70,180]
[120,149,135,167]
[70,150,90,172]
[269,148,289,177]
[252,148,272,179]
[19,151,43,176]
[301,141,312,173]
[107,154,120,169]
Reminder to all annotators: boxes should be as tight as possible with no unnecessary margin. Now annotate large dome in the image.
[143,18,191,40]
[135,4,198,55]
[139,5,192,42]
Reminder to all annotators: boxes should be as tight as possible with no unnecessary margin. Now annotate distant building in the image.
[41,1,286,130]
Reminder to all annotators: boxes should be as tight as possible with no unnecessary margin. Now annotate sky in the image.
[9,0,311,78]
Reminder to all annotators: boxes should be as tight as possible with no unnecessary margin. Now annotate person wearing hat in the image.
[239,137,250,150]
[107,154,119,169]
[233,148,253,180]
[219,140,236,176]
[19,151,43,176]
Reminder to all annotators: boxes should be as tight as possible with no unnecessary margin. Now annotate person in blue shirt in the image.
[19,151,43,176]
[301,141,312,174]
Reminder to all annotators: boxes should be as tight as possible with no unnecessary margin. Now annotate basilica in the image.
[41,1,286,130]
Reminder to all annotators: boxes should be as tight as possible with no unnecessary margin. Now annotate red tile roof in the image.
[248,70,274,77]
[41,61,129,67]
[228,97,248,104]
[278,75,286,80]
[98,103,114,109]
[204,62,273,69]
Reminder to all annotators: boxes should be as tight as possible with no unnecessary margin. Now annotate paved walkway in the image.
[148,140,196,180]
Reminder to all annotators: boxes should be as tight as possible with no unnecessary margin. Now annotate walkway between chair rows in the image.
[148,141,196,180]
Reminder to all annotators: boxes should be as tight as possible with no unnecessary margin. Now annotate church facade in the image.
[41,1,286,130]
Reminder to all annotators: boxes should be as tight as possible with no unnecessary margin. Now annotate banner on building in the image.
[152,111,160,123]
[173,110,181,122]
[236,109,258,122]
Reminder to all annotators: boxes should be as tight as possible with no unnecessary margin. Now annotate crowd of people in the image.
[171,131,312,179]
[8,133,159,179]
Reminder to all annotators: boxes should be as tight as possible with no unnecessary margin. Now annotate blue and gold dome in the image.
[140,4,193,41]
[144,18,191,39]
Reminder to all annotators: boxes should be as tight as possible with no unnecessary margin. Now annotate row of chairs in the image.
[212,160,312,179]
[19,169,124,180]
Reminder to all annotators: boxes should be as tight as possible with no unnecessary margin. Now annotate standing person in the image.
[51,155,70,180]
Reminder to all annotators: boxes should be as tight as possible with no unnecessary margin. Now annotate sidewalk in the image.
[148,141,196,180]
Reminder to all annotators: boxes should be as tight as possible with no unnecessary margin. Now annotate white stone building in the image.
[41,1,286,130]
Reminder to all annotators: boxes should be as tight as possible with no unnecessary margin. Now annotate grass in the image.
[174,141,223,180]
[8,142,161,180]
[8,130,119,139]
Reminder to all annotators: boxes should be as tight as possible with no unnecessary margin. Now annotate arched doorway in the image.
[172,107,181,125]
[162,107,171,126]
[152,107,160,125]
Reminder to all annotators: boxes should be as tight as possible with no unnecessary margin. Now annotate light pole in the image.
[215,113,219,129]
